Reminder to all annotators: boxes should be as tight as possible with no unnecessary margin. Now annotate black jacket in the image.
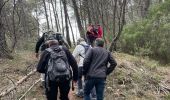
[37,45,78,81]
[83,47,117,79]
[35,35,46,53]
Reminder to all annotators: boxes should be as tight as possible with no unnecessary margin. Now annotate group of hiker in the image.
[35,25,117,100]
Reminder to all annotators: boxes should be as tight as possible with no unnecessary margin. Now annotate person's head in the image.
[77,38,85,45]
[47,40,59,47]
[95,38,104,47]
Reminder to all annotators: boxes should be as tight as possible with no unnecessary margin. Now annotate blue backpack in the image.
[79,44,90,58]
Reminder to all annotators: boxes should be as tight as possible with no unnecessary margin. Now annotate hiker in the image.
[73,38,96,98]
[86,25,103,46]
[37,40,78,100]
[73,38,96,99]
[83,38,117,100]
[35,31,69,58]
[35,31,69,87]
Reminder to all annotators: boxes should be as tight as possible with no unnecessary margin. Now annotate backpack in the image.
[46,46,71,81]
[79,44,90,58]
[44,31,64,44]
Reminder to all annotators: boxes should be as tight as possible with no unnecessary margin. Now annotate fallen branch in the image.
[18,78,41,100]
[0,69,37,97]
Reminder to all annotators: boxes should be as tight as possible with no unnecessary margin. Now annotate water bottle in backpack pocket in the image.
[46,46,71,82]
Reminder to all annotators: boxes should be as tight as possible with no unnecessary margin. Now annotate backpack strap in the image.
[79,44,88,58]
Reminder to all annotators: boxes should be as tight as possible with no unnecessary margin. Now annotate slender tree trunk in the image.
[100,0,107,48]
[0,0,13,59]
[71,0,84,38]
[48,2,54,29]
[112,0,117,37]
[60,0,64,36]
[85,0,91,24]
[68,16,76,45]
[11,0,17,51]
[62,0,71,47]
[51,0,59,31]
[109,0,127,52]
[35,0,40,37]
[42,0,50,30]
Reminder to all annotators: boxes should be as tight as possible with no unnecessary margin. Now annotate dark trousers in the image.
[46,80,70,100]
[78,67,83,91]
[84,78,106,100]
[86,35,96,46]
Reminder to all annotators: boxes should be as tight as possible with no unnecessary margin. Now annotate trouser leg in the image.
[59,80,70,100]
[84,79,95,100]
[46,81,58,100]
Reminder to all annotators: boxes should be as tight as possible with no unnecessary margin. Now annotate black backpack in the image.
[79,44,90,58]
[46,46,71,81]
[44,31,64,45]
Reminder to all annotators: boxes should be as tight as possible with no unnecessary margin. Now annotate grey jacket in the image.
[83,47,117,79]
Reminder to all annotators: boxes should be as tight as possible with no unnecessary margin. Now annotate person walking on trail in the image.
[35,30,69,87]
[73,38,96,99]
[83,38,117,100]
[72,38,88,97]
[37,40,78,100]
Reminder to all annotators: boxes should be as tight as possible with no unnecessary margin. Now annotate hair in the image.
[77,38,85,45]
[47,40,59,47]
[95,38,104,47]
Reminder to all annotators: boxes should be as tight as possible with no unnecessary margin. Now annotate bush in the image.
[120,0,170,64]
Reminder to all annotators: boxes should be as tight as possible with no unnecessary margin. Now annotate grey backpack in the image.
[46,46,71,81]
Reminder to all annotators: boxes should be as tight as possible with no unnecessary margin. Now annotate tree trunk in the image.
[48,2,54,29]
[11,0,17,51]
[42,0,50,30]
[85,0,91,24]
[109,0,127,52]
[0,0,13,59]
[51,0,59,31]
[60,0,64,36]
[71,0,84,38]
[68,16,76,45]
[62,0,71,47]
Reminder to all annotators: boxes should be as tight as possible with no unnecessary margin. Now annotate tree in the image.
[0,0,13,59]
[71,0,85,38]
[109,0,127,52]
[42,0,50,30]
[62,0,71,47]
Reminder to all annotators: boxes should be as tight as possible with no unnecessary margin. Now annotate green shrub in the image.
[120,0,170,64]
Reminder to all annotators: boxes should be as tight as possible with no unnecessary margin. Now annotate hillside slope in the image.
[0,51,170,100]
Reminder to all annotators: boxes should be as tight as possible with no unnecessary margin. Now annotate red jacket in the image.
[98,26,103,38]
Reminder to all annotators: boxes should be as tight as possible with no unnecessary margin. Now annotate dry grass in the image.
[0,51,170,100]
[105,52,170,100]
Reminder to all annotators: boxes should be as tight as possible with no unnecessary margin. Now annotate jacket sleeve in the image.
[72,45,83,59]
[35,36,44,53]
[106,52,117,75]
[63,47,78,81]
[37,50,49,73]
[83,48,93,76]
